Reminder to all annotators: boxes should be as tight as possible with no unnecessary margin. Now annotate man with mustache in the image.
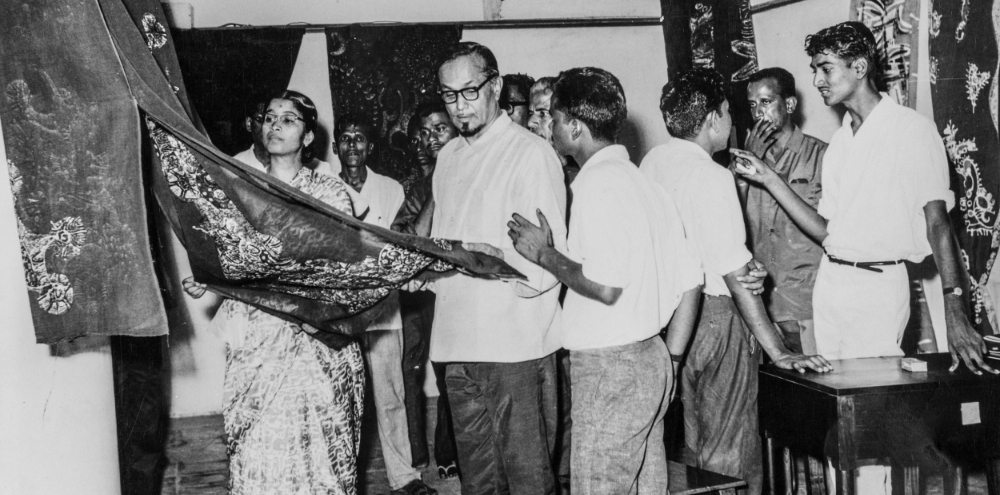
[427,41,567,495]
[335,117,437,495]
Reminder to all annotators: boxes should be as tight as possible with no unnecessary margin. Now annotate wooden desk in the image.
[758,353,1000,495]
[668,460,746,494]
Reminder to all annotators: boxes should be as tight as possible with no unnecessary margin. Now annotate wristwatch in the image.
[943,286,964,297]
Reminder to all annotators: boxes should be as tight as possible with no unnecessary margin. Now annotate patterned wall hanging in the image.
[661,0,759,157]
[929,0,1000,334]
[327,25,462,183]
[850,0,921,108]
[0,0,517,345]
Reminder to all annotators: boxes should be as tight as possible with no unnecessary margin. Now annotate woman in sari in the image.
[187,90,364,495]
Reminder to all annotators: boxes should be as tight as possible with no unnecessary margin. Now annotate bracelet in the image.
[669,353,684,364]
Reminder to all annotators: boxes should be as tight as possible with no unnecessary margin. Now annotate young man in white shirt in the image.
[334,117,435,495]
[507,67,703,494]
[641,68,833,495]
[733,22,993,373]
[429,42,568,495]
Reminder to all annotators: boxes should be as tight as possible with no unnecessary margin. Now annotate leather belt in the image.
[825,252,904,273]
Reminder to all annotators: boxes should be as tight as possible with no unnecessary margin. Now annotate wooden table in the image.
[668,460,746,494]
[758,353,1000,495]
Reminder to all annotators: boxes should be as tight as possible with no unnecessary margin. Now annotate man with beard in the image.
[335,117,437,495]
[427,42,567,494]
[500,73,534,128]
[394,101,462,480]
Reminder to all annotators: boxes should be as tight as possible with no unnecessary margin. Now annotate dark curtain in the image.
[327,24,462,182]
[930,0,1000,335]
[661,0,759,159]
[0,0,518,345]
[172,27,304,155]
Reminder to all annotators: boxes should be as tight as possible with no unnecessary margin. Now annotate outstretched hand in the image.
[730,149,779,187]
[507,209,554,265]
[772,352,834,374]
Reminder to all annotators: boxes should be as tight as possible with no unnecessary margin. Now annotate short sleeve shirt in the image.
[640,138,752,296]
[818,97,954,262]
[562,145,703,350]
[355,168,406,331]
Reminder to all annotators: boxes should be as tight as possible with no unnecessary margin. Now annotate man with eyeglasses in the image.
[500,73,534,128]
[422,41,567,495]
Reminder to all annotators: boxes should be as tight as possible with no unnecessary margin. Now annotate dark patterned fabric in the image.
[172,27,304,155]
[660,0,759,152]
[851,0,921,108]
[0,0,168,342]
[327,25,462,181]
[929,0,1000,334]
[0,0,519,345]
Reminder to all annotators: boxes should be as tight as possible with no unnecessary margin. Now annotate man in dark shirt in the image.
[500,73,534,129]
[740,67,827,355]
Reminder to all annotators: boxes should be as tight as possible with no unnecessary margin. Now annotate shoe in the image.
[437,461,459,479]
[390,479,438,495]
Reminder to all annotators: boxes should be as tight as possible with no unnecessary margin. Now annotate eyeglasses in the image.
[257,113,305,127]
[439,75,496,104]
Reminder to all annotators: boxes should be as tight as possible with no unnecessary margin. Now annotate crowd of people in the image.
[185,20,996,495]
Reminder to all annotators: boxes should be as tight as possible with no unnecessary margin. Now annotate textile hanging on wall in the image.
[850,0,921,108]
[327,25,462,182]
[172,27,305,156]
[660,0,759,150]
[929,0,1000,334]
[0,0,520,346]
[0,0,169,342]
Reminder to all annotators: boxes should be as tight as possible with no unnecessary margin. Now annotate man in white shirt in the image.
[334,117,435,495]
[733,22,993,372]
[507,67,702,494]
[641,68,832,495]
[430,42,568,495]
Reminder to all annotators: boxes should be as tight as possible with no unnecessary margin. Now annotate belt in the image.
[825,252,904,273]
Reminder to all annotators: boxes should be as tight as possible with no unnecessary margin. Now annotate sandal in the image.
[437,461,459,480]
[390,479,438,495]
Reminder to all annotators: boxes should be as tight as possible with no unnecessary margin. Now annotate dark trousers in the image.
[110,335,169,495]
[400,291,434,467]
[682,295,763,495]
[446,354,559,495]
[432,361,458,467]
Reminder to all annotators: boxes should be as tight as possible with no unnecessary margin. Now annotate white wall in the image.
[0,120,121,494]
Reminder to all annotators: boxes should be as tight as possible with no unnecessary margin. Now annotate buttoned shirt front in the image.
[745,126,827,322]
[640,138,752,297]
[818,97,954,262]
[430,112,567,363]
[354,167,406,331]
[562,145,702,351]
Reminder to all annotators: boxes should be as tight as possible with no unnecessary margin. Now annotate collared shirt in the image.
[640,138,752,297]
[818,97,954,262]
[431,112,567,363]
[745,126,827,322]
[563,145,703,351]
[354,167,406,331]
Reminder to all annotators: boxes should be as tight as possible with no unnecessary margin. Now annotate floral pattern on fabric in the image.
[853,0,919,107]
[141,13,167,51]
[8,159,87,315]
[217,300,365,495]
[145,117,442,313]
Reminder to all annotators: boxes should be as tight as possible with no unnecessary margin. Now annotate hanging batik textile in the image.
[0,0,521,346]
[851,0,920,108]
[661,0,759,151]
[327,25,462,184]
[929,0,1000,334]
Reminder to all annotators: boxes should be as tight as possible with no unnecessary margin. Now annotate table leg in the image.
[890,465,920,495]
[767,436,777,495]
[784,447,794,495]
[943,466,966,495]
[986,458,1000,495]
